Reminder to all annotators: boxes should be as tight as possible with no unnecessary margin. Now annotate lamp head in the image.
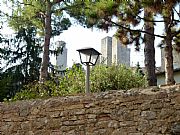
[77,47,101,66]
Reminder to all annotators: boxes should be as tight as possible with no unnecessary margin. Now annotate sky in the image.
[2,1,180,69]
[52,25,117,67]
[0,1,162,68]
[52,24,161,68]
[1,23,161,68]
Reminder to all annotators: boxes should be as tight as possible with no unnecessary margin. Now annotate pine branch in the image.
[132,15,179,23]
[17,1,35,7]
[52,2,84,13]
[53,0,64,4]
[173,19,180,23]
[136,15,164,22]
[172,29,180,37]
[110,20,166,38]
[173,7,180,18]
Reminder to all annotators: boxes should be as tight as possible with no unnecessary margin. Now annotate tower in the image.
[56,41,67,72]
[112,36,130,67]
[100,36,112,65]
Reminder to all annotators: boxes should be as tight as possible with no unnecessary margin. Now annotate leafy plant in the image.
[91,64,147,92]
[11,64,147,101]
[52,64,85,96]
[0,27,43,101]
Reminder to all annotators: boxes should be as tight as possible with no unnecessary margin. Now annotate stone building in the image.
[100,36,112,65]
[100,36,130,67]
[156,47,180,85]
[112,37,130,67]
[161,47,180,70]
[56,41,67,72]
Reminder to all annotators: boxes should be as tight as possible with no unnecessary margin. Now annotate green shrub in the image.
[12,81,53,101]
[11,64,147,101]
[91,64,147,92]
[51,64,85,96]
[12,64,85,101]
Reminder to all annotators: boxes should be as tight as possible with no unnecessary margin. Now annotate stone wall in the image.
[0,86,180,135]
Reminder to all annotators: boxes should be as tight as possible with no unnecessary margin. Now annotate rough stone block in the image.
[141,111,156,120]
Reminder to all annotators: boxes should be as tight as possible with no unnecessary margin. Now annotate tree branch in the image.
[172,29,180,37]
[110,20,166,38]
[136,15,164,22]
[52,0,64,4]
[51,2,84,13]
[173,7,180,18]
[16,1,35,7]
[173,19,180,22]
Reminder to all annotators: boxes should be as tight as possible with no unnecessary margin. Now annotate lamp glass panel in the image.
[80,53,91,63]
[86,54,91,63]
[90,54,99,65]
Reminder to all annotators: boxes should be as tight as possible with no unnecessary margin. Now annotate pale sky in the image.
[1,24,161,68]
[1,21,162,69]
[52,24,161,68]
[0,1,162,68]
[52,25,116,67]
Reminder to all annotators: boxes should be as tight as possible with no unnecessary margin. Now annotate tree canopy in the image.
[7,0,73,82]
[68,0,180,85]
[0,26,43,101]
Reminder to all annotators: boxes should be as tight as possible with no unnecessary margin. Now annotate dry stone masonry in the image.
[0,86,180,135]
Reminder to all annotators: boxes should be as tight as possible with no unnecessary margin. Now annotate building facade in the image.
[156,68,180,85]
[161,48,180,71]
[100,36,112,65]
[112,37,130,67]
[56,41,67,72]
[100,36,130,67]
[156,47,180,85]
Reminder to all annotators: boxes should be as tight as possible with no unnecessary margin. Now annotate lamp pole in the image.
[86,63,90,93]
[77,47,101,94]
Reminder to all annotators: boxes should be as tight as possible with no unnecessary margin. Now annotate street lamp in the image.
[77,47,101,93]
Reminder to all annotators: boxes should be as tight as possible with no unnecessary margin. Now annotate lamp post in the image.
[77,47,101,93]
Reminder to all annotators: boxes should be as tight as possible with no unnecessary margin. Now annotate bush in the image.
[12,64,85,101]
[12,81,53,101]
[51,64,85,96]
[91,64,147,92]
[11,64,147,101]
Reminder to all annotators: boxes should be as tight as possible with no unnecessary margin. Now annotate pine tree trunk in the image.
[144,9,157,86]
[39,1,52,82]
[164,15,175,85]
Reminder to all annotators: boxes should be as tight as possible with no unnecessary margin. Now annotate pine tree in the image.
[69,0,180,85]
[7,0,72,82]
[68,0,157,86]
[0,27,42,100]
[144,9,157,86]
[144,0,179,85]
